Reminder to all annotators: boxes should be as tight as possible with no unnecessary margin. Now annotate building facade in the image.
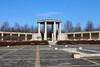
[0,20,100,41]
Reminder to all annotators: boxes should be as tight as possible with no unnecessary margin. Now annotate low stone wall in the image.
[0,40,49,46]
[56,40,100,45]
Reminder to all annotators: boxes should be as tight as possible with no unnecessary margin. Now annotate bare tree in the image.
[0,22,10,32]
[23,24,30,32]
[30,25,34,32]
[74,23,81,32]
[64,20,73,32]
[85,21,94,31]
[13,22,21,32]
[95,26,100,31]
[34,26,38,33]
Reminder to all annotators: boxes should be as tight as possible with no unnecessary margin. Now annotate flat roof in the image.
[37,19,61,24]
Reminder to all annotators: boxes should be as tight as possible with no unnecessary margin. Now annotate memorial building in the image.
[0,19,100,42]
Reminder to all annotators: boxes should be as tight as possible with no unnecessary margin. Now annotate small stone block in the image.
[49,45,52,47]
[65,45,68,47]
[54,47,58,50]
[79,47,82,50]
[7,45,10,48]
[72,53,80,59]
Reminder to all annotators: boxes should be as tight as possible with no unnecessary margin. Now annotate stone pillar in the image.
[89,33,92,40]
[51,24,53,41]
[52,33,53,41]
[81,33,83,40]
[10,33,12,40]
[18,34,20,37]
[1,33,3,41]
[32,34,34,40]
[38,23,41,40]
[99,32,100,40]
[57,23,62,40]
[53,21,56,41]
[59,23,61,35]
[18,34,20,41]
[25,34,27,41]
[73,34,75,40]
[44,21,47,40]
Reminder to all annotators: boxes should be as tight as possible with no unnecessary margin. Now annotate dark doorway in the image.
[47,30,52,41]
[41,32,44,40]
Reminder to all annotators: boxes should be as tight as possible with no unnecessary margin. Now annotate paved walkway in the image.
[35,46,40,67]
[0,45,100,67]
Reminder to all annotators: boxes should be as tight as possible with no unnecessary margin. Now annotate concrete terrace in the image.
[0,45,100,67]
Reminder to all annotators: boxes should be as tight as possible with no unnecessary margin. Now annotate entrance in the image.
[47,30,52,41]
[41,30,53,41]
[37,20,61,41]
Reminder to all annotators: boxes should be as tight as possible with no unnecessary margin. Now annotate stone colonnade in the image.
[0,31,100,41]
[38,20,61,41]
[0,32,34,41]
[63,32,100,40]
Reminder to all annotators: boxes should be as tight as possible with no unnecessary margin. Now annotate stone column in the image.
[99,32,100,40]
[52,33,53,41]
[73,34,75,40]
[53,21,56,41]
[25,34,27,41]
[1,33,3,41]
[38,23,41,40]
[18,34,20,37]
[32,34,34,40]
[81,33,83,40]
[10,33,12,40]
[89,33,92,40]
[52,24,53,41]
[59,23,61,40]
[18,34,20,41]
[59,23,61,35]
[58,23,61,40]
[44,21,47,40]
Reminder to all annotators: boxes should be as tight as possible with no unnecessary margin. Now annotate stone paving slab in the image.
[0,45,100,67]
[0,59,35,67]
[40,50,94,66]
[78,50,98,54]
[0,45,36,67]
[40,45,100,67]
[87,56,100,64]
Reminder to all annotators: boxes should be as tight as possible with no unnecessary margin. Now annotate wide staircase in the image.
[48,41,57,45]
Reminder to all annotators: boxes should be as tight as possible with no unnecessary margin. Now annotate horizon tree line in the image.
[0,22,37,33]
[0,21,100,33]
[63,20,100,32]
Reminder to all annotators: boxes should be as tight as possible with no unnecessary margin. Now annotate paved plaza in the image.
[0,45,100,67]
